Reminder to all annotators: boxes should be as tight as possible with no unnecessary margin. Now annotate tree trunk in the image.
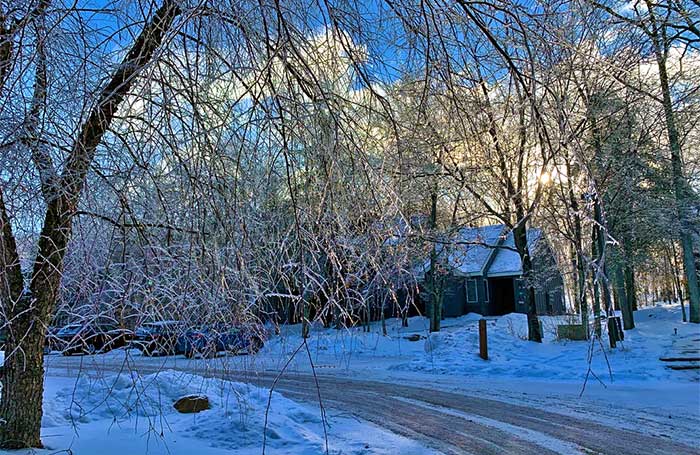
[0,191,39,448]
[650,26,700,323]
[591,229,602,337]
[381,292,388,336]
[0,2,180,448]
[427,187,442,332]
[624,264,637,312]
[577,254,589,336]
[567,160,589,336]
[669,242,688,322]
[585,90,614,324]
[592,197,614,318]
[614,263,634,330]
[513,222,541,343]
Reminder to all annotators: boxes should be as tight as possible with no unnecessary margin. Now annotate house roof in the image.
[419,224,543,278]
[449,225,506,275]
[487,227,543,276]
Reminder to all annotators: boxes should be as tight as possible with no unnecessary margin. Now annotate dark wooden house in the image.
[418,224,565,317]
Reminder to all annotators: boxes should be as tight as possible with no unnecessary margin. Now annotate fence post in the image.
[479,319,488,360]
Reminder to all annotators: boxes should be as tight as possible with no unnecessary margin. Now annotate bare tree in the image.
[0,1,181,447]
[589,0,700,322]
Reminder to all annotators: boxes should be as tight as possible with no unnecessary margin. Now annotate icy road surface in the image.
[45,358,699,455]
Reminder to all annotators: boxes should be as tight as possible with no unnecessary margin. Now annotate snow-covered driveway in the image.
[40,305,700,454]
[243,372,699,455]
[44,359,699,455]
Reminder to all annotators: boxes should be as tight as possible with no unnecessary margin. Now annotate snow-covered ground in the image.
[5,370,433,455]
[263,302,700,385]
[3,302,698,454]
[252,302,700,435]
[41,302,698,390]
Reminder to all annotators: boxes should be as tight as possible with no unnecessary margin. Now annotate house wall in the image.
[470,277,495,314]
[513,276,565,316]
[532,240,566,315]
[513,278,528,314]
[457,274,565,316]
[440,276,492,317]
[426,272,565,319]
[443,276,467,318]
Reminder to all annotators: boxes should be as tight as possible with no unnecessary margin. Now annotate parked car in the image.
[57,323,132,355]
[101,328,134,351]
[179,324,265,358]
[132,321,184,356]
[44,326,66,354]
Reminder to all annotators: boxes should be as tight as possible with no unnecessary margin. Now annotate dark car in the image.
[179,324,265,358]
[57,323,132,355]
[132,321,184,356]
[102,328,134,351]
[44,326,66,354]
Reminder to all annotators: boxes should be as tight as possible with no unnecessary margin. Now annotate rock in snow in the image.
[173,395,210,413]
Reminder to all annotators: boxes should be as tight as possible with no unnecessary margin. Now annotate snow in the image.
[262,302,699,385]
[488,228,542,275]
[450,224,505,275]
[394,396,584,454]
[2,370,433,455]
[3,302,697,454]
[397,311,680,383]
[250,302,699,445]
[417,224,544,277]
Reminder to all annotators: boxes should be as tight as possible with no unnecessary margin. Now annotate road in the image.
[45,354,699,455]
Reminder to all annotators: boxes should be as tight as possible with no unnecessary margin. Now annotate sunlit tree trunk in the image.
[0,2,180,447]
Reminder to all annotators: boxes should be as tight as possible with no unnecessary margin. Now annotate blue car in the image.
[133,321,184,356]
[179,324,265,358]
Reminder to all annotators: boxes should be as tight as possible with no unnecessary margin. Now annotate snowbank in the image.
[5,370,431,455]
[263,303,699,384]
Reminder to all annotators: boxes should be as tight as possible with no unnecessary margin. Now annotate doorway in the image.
[490,277,515,315]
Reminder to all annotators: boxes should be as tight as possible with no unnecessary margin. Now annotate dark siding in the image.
[516,277,566,316]
[463,277,483,314]
[531,238,566,315]
[513,278,529,314]
[442,277,466,317]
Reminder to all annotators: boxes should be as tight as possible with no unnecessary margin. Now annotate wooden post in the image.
[479,319,488,360]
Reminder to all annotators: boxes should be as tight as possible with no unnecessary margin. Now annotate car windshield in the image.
[58,324,83,335]
[140,322,179,334]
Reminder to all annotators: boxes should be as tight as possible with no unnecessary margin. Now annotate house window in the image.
[466,279,478,303]
[484,280,489,302]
